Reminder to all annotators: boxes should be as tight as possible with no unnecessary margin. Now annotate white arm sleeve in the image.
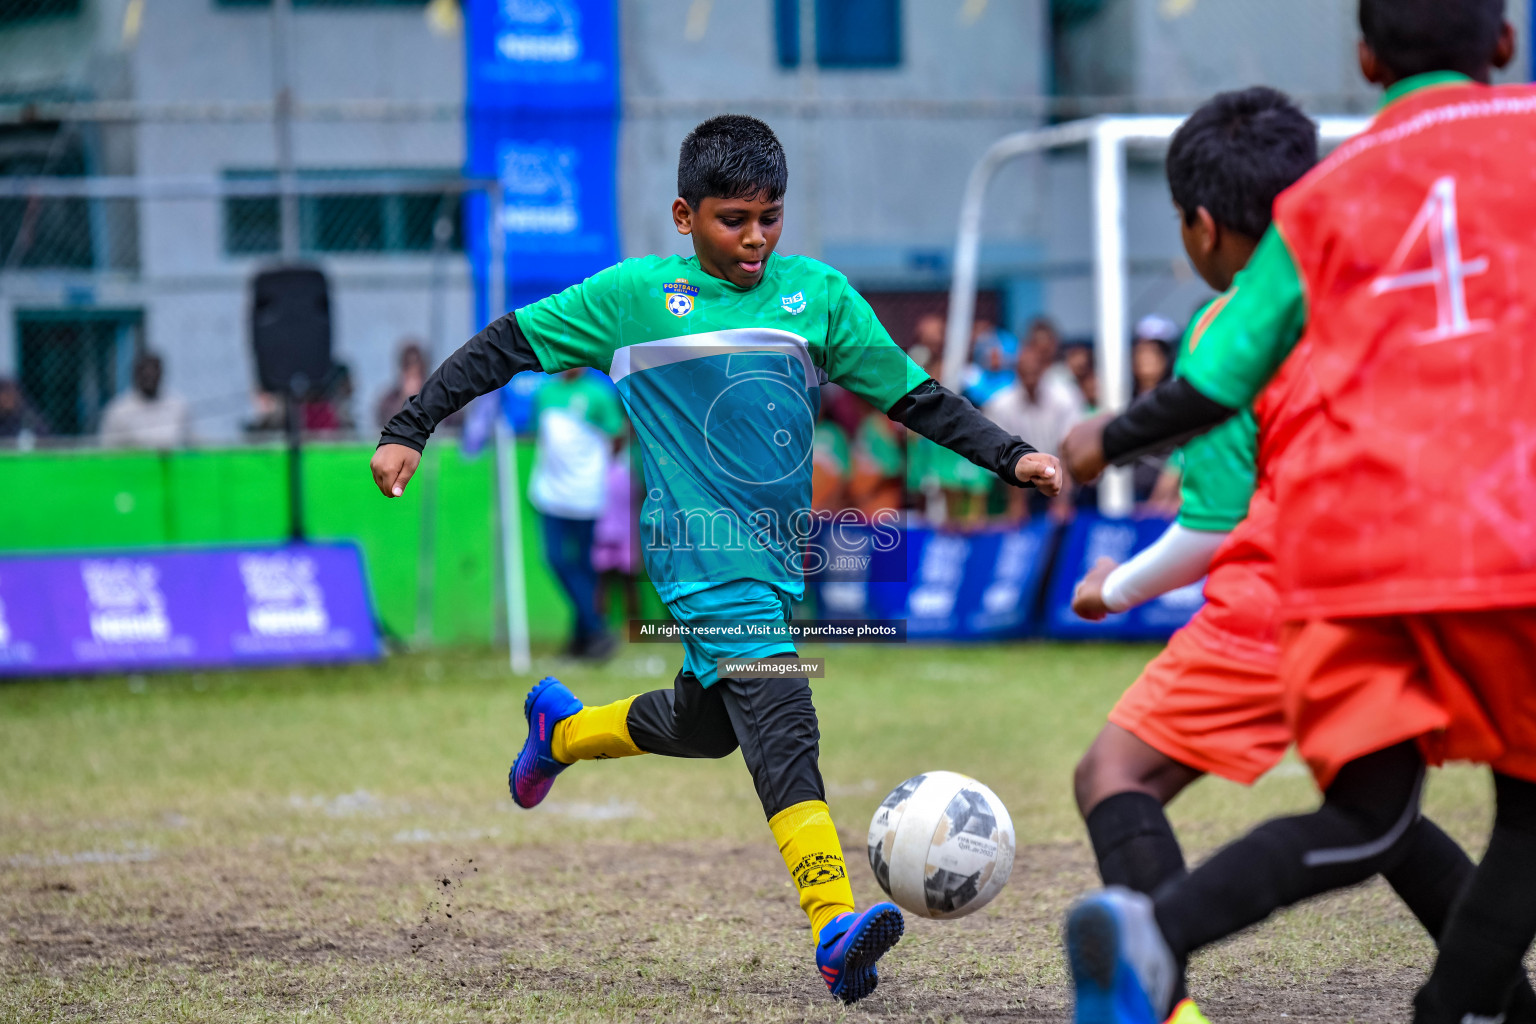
[1100,523,1230,613]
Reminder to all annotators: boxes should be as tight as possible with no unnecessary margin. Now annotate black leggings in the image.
[1154,741,1426,960]
[626,663,825,819]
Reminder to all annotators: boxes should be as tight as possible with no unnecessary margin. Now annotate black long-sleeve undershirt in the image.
[1101,377,1238,467]
[378,318,1040,487]
[886,378,1039,488]
[378,312,543,452]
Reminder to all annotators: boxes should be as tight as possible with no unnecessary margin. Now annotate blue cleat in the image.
[508,676,583,809]
[1064,888,1177,1024]
[815,902,905,1005]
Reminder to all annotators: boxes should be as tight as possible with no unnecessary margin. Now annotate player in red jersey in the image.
[1067,84,1536,1024]
[1056,3,1536,1022]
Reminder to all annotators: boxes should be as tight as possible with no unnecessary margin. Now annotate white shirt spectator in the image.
[983,372,1082,456]
[99,388,192,449]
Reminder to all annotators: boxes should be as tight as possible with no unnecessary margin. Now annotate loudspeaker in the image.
[251,265,333,397]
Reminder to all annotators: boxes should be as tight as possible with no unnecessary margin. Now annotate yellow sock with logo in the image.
[769,800,856,938]
[550,695,644,763]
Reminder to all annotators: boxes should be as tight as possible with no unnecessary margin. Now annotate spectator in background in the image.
[303,362,357,437]
[592,432,642,630]
[99,351,191,449]
[245,391,285,435]
[1129,314,1180,504]
[811,404,851,513]
[0,378,48,442]
[1025,316,1086,410]
[846,398,905,518]
[529,368,626,661]
[962,318,1019,406]
[375,340,428,430]
[1131,314,1178,396]
[376,340,461,437]
[907,344,992,527]
[910,311,945,355]
[983,342,1080,521]
[1061,340,1099,413]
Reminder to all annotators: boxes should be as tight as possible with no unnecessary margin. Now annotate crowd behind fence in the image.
[0,103,1215,457]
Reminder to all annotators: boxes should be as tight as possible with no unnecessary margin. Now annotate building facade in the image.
[1,0,1527,440]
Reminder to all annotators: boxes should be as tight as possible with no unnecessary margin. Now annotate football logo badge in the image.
[663,278,699,317]
[780,290,807,315]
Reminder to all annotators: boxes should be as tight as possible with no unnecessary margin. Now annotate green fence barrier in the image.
[0,440,655,648]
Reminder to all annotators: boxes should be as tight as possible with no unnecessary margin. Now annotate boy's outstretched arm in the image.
[371,313,546,497]
[887,379,1062,496]
[1071,524,1229,621]
[1060,383,1237,484]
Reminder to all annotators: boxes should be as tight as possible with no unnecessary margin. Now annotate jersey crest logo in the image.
[779,290,807,315]
[663,279,698,317]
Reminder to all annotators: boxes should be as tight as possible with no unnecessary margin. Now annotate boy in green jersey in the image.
[371,115,1060,1004]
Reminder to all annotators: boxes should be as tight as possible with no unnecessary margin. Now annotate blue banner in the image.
[811,519,1061,642]
[465,0,619,111]
[1043,513,1205,640]
[465,0,620,324]
[0,543,380,676]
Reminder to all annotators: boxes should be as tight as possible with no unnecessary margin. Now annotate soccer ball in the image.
[866,771,1015,919]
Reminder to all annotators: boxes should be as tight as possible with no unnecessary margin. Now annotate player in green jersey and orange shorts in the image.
[1059,4,1536,1021]
[1066,82,1536,1024]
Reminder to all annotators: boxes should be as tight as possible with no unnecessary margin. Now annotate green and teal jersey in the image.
[1173,300,1259,533]
[516,251,926,605]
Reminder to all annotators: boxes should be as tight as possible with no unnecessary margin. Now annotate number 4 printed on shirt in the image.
[1371,175,1493,344]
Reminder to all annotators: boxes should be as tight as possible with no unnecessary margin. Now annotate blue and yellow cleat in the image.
[508,676,582,809]
[815,902,905,1005]
[1064,888,1177,1024]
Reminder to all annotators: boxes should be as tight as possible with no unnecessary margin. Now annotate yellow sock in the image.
[769,800,855,937]
[551,695,644,763]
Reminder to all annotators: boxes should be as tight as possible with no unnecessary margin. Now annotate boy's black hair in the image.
[1166,86,1318,240]
[1360,0,1505,81]
[677,114,788,209]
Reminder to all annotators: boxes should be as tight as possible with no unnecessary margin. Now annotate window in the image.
[223,171,464,256]
[775,0,902,69]
[15,309,142,436]
[0,0,81,27]
[0,122,94,270]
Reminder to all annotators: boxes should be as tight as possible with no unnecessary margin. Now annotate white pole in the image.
[487,185,532,675]
[943,120,1098,393]
[496,417,532,675]
[1090,122,1133,516]
[270,0,299,259]
[945,116,1369,515]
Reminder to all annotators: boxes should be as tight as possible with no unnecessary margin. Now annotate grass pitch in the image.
[0,642,1495,1022]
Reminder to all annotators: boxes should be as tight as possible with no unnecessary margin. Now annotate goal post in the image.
[942,115,1369,516]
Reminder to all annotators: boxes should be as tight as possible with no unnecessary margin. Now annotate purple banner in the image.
[0,543,380,676]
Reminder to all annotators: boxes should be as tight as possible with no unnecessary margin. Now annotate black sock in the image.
[1084,791,1190,1004]
[1085,791,1187,893]
[1153,742,1423,960]
[1386,816,1536,1023]
[1415,774,1536,1024]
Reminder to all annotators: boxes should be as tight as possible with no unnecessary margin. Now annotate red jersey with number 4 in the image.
[1271,82,1536,618]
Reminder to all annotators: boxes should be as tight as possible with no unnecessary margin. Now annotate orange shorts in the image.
[1282,609,1536,789]
[1108,621,1289,786]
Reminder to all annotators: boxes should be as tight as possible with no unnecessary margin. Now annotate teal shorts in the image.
[665,579,797,687]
